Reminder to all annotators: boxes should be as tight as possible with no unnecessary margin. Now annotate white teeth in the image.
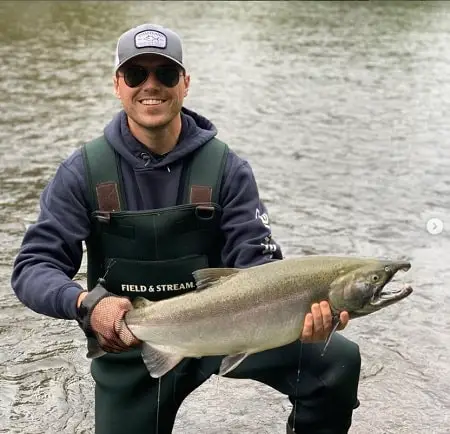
[141,99,164,105]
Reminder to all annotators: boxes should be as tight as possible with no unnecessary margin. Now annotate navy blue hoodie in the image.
[11,108,282,320]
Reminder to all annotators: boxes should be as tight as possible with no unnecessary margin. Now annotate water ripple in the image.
[0,1,449,433]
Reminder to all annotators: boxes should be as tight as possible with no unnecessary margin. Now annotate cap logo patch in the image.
[135,30,167,49]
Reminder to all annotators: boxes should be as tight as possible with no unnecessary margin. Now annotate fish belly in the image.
[130,301,305,357]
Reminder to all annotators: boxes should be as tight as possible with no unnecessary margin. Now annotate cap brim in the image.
[115,51,184,72]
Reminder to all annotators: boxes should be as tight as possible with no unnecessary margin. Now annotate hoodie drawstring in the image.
[140,152,171,173]
[140,153,151,167]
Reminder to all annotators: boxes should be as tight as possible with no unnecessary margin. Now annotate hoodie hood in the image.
[103,107,217,170]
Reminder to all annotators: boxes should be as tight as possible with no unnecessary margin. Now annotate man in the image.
[11,24,360,434]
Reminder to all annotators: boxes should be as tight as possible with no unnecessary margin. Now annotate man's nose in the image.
[141,71,161,88]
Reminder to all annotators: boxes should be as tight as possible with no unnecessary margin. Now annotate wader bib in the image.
[82,135,228,298]
[82,136,361,434]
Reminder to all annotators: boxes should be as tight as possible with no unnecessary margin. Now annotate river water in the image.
[0,1,449,433]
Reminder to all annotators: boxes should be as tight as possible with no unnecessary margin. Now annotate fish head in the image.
[329,260,413,318]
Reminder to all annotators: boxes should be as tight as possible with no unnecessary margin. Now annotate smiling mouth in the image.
[140,99,166,106]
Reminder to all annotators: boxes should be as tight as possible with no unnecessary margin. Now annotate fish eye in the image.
[371,274,380,282]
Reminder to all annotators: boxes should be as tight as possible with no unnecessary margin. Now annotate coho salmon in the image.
[88,255,413,378]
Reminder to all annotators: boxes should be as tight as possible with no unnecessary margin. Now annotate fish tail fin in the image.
[86,336,107,359]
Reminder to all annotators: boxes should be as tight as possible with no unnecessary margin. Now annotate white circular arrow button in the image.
[426,218,444,235]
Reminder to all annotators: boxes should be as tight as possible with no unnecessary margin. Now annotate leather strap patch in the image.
[190,185,212,204]
[96,182,121,212]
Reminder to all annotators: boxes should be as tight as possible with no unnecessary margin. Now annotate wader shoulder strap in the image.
[181,137,229,205]
[83,135,229,210]
[82,136,125,212]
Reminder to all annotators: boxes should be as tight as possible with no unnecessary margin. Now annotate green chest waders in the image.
[82,136,228,434]
[81,137,361,434]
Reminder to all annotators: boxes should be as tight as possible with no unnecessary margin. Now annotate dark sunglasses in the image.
[119,64,183,88]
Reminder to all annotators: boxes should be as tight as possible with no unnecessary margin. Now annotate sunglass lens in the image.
[123,65,148,88]
[155,66,181,88]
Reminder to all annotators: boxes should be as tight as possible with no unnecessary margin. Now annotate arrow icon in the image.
[426,218,444,235]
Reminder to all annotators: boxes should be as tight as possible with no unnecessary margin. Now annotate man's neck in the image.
[129,115,182,155]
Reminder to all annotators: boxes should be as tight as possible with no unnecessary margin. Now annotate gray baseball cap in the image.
[114,24,184,72]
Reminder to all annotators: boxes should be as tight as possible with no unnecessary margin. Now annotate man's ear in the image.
[183,74,191,97]
[113,75,120,98]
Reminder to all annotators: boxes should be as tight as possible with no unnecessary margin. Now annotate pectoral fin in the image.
[141,343,184,378]
[218,353,249,376]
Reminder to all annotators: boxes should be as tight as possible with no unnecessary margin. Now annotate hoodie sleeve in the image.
[219,152,283,268]
[10,150,91,320]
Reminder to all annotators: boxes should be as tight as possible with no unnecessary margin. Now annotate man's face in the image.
[113,54,190,131]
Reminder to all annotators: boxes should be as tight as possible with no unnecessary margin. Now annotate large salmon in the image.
[88,256,413,378]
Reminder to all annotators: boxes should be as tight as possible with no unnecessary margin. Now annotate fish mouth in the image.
[371,262,413,306]
[373,284,413,305]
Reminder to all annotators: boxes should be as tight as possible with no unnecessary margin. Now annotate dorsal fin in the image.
[192,268,241,290]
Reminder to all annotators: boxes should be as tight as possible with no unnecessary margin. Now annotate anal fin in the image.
[141,343,184,378]
[218,353,249,376]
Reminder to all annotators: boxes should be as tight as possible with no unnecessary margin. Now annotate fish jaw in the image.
[370,261,412,307]
[349,261,413,318]
[370,283,413,307]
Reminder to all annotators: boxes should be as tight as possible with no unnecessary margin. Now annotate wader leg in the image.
[91,352,222,434]
[225,334,361,434]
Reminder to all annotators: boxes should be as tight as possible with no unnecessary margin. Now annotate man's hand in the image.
[301,301,349,343]
[90,295,141,353]
[77,287,140,353]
